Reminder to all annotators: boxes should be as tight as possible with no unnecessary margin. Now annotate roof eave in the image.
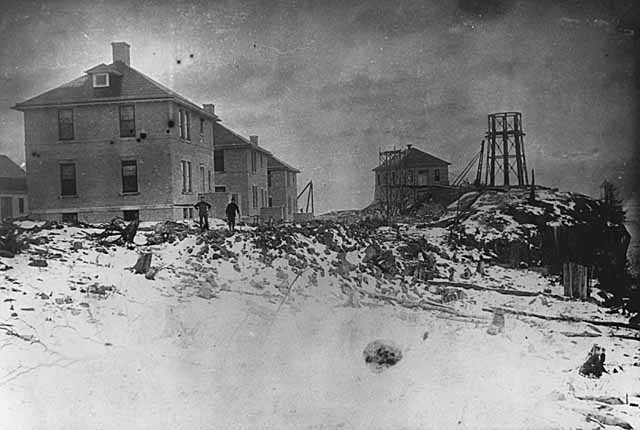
[171,98,219,120]
[12,96,175,111]
[214,143,272,156]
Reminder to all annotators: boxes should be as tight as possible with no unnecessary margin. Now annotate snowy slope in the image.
[1,220,639,429]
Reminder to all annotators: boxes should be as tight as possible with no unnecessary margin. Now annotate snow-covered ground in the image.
[1,220,639,429]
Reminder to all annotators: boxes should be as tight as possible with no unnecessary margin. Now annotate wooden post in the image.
[563,262,590,300]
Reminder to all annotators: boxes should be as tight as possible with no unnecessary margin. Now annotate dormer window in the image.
[93,73,109,88]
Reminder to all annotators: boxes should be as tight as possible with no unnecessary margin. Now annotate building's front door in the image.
[1,197,13,220]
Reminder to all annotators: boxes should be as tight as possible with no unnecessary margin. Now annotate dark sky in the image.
[1,0,638,212]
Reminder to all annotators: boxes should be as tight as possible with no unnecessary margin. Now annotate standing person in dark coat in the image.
[225,198,240,232]
[194,196,212,232]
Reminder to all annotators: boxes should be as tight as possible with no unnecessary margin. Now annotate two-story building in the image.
[212,124,271,220]
[12,42,218,223]
[266,155,299,222]
[0,155,28,220]
[373,145,450,204]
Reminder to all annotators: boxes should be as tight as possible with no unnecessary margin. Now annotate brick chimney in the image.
[407,144,412,149]
[249,135,258,145]
[112,42,130,66]
[202,104,215,115]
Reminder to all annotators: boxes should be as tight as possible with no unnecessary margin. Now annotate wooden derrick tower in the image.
[479,112,529,187]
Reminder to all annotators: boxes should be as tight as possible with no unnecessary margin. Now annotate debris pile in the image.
[92,217,139,245]
[146,221,191,244]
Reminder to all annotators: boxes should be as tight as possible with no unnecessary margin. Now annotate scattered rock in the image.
[196,286,216,300]
[629,313,640,328]
[363,339,403,373]
[577,395,623,405]
[439,287,466,303]
[584,413,632,429]
[28,259,48,267]
[54,296,73,305]
[87,284,115,296]
[487,309,505,335]
[145,266,161,280]
[249,279,264,289]
[133,252,153,274]
[579,344,606,378]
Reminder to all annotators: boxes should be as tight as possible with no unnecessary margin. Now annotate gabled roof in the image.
[12,61,218,120]
[267,154,300,173]
[373,147,450,172]
[84,63,122,75]
[213,124,272,156]
[0,155,25,178]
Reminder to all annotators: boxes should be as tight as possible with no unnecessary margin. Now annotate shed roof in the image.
[373,147,450,172]
[0,155,25,178]
[267,154,300,173]
[213,124,272,156]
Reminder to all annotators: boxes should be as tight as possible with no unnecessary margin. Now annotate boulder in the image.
[579,344,606,378]
[363,340,403,373]
[196,286,216,300]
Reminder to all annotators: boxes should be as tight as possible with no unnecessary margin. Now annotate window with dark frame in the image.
[182,208,188,219]
[188,162,192,192]
[61,213,78,224]
[214,150,224,172]
[18,198,24,214]
[214,186,226,192]
[60,163,77,196]
[208,170,212,191]
[93,73,109,88]
[251,151,257,173]
[178,109,185,138]
[184,111,191,140]
[200,118,204,134]
[119,105,135,137]
[181,160,192,193]
[121,160,138,193]
[123,210,139,221]
[434,168,440,182]
[58,109,74,140]
[267,171,272,187]
[252,185,258,208]
[200,165,205,192]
